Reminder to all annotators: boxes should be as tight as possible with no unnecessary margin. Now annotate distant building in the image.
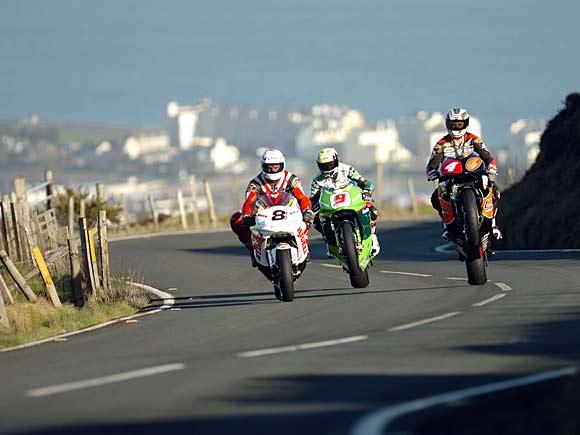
[506,119,546,169]
[123,132,174,164]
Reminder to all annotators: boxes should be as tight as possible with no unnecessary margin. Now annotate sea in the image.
[1,0,580,147]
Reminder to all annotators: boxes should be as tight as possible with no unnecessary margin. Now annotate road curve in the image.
[1,221,580,435]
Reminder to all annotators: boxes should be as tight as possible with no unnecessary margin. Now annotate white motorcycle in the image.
[250,192,310,302]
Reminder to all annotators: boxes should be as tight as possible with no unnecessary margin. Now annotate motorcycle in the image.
[250,192,309,302]
[437,152,497,285]
[317,180,375,288]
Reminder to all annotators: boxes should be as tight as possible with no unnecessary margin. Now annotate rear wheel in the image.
[461,190,487,285]
[276,249,295,301]
[340,221,369,288]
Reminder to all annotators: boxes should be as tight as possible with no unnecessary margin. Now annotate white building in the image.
[123,133,174,163]
[507,119,545,169]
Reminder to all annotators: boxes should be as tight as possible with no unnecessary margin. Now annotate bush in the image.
[54,186,123,228]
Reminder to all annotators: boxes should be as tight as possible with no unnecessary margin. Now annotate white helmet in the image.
[316,147,339,178]
[261,148,286,181]
[446,108,470,139]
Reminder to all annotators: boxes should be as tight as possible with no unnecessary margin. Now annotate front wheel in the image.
[276,249,295,302]
[340,221,369,288]
[461,189,487,285]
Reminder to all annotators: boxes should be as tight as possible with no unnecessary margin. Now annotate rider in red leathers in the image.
[426,108,502,241]
[230,148,313,264]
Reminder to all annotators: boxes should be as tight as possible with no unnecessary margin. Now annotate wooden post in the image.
[45,170,54,210]
[1,194,16,259]
[66,227,84,307]
[0,273,14,305]
[78,217,95,295]
[177,190,188,230]
[203,179,217,227]
[14,176,27,202]
[407,177,418,216]
[88,229,101,292]
[32,210,44,251]
[32,247,62,307]
[46,210,58,251]
[120,194,129,227]
[0,285,9,330]
[10,193,23,262]
[189,175,200,227]
[97,210,110,293]
[0,249,36,302]
[79,197,86,218]
[68,196,75,233]
[375,162,384,209]
[147,193,158,229]
[96,183,105,210]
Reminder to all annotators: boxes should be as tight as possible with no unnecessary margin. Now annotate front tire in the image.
[461,189,487,285]
[276,249,295,301]
[340,221,369,288]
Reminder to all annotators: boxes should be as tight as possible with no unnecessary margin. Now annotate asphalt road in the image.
[1,221,580,435]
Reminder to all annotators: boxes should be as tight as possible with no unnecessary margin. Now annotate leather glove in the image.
[427,169,438,181]
[302,209,315,224]
[362,190,373,202]
[241,215,255,227]
[487,161,498,175]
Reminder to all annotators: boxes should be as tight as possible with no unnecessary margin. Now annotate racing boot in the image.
[491,218,502,240]
[370,224,380,256]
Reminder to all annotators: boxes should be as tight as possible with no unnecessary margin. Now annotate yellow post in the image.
[32,247,62,307]
[88,230,101,291]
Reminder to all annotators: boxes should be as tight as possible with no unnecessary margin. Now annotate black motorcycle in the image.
[437,153,497,285]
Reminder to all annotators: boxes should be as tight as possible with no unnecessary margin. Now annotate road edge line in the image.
[0,283,174,353]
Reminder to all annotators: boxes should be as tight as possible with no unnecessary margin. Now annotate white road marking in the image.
[238,335,368,358]
[322,263,343,269]
[472,293,506,307]
[388,312,460,332]
[445,277,468,281]
[26,363,186,398]
[434,242,455,254]
[494,282,512,292]
[381,270,432,277]
[350,366,578,435]
[498,249,580,253]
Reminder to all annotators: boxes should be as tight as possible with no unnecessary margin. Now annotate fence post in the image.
[88,229,101,293]
[10,193,23,262]
[32,247,62,308]
[97,210,110,293]
[68,196,75,233]
[46,210,58,251]
[66,227,84,307]
[407,177,418,216]
[203,179,217,227]
[78,217,95,295]
[147,193,159,229]
[189,175,200,227]
[0,285,9,330]
[14,176,26,202]
[0,250,36,302]
[177,190,188,230]
[1,195,16,259]
[0,273,14,305]
[120,194,129,228]
[45,170,54,210]
[375,161,384,209]
[96,183,105,210]
[32,210,44,251]
[79,197,86,218]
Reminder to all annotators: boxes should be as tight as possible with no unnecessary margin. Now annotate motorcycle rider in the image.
[310,147,380,255]
[426,108,502,241]
[230,148,314,265]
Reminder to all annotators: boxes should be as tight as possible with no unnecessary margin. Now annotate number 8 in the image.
[272,210,286,221]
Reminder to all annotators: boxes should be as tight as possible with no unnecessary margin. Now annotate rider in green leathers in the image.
[310,147,380,255]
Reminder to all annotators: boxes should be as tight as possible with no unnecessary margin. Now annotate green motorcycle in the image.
[318,180,375,288]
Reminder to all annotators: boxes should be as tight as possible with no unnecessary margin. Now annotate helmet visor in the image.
[317,160,338,173]
[447,120,468,130]
[262,163,283,174]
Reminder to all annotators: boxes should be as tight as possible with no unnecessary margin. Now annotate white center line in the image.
[494,282,512,292]
[322,263,342,269]
[381,270,432,277]
[388,312,460,332]
[26,363,186,398]
[472,293,506,307]
[238,335,368,358]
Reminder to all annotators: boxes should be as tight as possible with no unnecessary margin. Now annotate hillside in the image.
[497,93,580,249]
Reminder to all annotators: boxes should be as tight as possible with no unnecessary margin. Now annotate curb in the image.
[0,282,174,354]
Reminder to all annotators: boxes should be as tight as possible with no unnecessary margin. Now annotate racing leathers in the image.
[230,171,312,253]
[310,162,380,253]
[426,132,501,239]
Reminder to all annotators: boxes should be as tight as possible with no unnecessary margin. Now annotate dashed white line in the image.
[26,363,186,398]
[351,366,578,435]
[237,335,368,358]
[388,312,460,332]
[472,293,506,307]
[322,263,343,269]
[381,270,432,277]
[494,282,512,292]
[445,277,468,281]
